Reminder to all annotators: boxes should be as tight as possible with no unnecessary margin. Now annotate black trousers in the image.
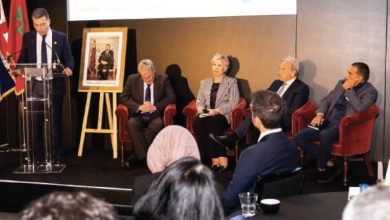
[193,114,229,163]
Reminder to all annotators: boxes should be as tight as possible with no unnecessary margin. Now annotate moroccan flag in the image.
[0,60,14,101]
[0,0,8,57]
[8,0,29,95]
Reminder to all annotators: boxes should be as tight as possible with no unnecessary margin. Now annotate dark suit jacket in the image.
[268,79,309,131]
[317,79,378,118]
[222,131,299,214]
[98,49,114,67]
[119,73,175,117]
[18,29,74,96]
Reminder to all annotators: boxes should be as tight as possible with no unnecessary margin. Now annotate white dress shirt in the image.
[276,77,296,97]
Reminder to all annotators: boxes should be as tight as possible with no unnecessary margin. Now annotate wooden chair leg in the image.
[343,157,348,186]
[363,153,374,177]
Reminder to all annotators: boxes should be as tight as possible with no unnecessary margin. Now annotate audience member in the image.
[133,156,224,220]
[147,125,200,173]
[166,64,195,126]
[294,62,378,184]
[119,59,175,168]
[223,90,299,214]
[193,53,239,171]
[19,191,117,220]
[210,55,309,148]
[343,186,390,220]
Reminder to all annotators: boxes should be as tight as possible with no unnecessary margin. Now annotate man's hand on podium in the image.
[63,67,73,77]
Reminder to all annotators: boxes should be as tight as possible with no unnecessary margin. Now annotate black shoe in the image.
[317,167,341,184]
[209,133,238,149]
[125,157,146,168]
[53,155,61,164]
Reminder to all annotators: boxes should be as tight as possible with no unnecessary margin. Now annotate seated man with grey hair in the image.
[343,186,390,220]
[19,191,117,220]
[119,59,175,168]
[211,56,309,148]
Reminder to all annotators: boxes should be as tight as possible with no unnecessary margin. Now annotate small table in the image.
[228,192,348,220]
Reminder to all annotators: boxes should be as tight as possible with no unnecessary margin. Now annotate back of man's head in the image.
[251,90,286,129]
[19,191,117,220]
[343,186,390,220]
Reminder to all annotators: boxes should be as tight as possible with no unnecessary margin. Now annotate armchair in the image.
[256,167,304,200]
[293,103,379,186]
[331,104,379,186]
[115,104,177,166]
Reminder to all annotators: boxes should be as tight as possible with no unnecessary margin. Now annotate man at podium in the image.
[18,8,74,162]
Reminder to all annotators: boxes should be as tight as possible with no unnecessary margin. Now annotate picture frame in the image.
[78,27,128,92]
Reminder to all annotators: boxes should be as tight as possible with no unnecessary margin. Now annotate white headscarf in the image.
[147,125,200,173]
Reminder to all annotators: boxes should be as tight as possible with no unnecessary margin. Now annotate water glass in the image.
[239,192,258,217]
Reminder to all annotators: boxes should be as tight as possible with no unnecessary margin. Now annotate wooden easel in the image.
[78,91,118,158]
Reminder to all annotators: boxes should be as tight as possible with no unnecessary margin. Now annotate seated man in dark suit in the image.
[211,56,309,147]
[294,62,378,184]
[119,59,175,167]
[223,90,299,214]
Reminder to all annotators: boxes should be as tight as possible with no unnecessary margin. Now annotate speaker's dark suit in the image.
[18,29,74,159]
[222,131,299,214]
[235,79,309,138]
[119,73,175,159]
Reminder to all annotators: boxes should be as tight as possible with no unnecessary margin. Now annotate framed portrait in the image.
[78,27,128,92]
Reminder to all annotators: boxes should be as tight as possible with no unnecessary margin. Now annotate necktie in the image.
[277,83,286,97]
[41,35,47,64]
[142,84,151,122]
[145,84,151,102]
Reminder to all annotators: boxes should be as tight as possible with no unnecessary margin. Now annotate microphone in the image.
[44,41,65,74]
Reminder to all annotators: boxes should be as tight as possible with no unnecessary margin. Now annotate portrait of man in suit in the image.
[119,59,175,168]
[97,43,114,80]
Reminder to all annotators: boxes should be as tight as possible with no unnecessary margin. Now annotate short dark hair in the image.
[251,90,286,129]
[133,157,224,220]
[32,8,50,19]
[352,62,370,81]
[19,191,117,220]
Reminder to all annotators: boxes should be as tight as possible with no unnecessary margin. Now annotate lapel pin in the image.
[54,41,58,45]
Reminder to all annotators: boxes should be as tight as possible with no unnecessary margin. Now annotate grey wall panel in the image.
[385,1,390,162]
[297,0,387,161]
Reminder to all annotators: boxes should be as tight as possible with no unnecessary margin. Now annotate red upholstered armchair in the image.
[116,104,176,166]
[331,104,379,186]
[182,98,247,161]
[290,100,317,137]
[293,103,379,186]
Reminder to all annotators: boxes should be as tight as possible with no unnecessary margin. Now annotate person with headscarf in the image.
[147,125,200,173]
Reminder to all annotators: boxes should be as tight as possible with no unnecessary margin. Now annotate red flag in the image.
[0,0,8,57]
[7,0,29,62]
[8,0,29,95]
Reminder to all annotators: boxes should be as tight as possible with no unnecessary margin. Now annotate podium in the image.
[13,63,66,174]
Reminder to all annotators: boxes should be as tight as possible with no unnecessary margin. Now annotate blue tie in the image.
[41,35,47,64]
[145,84,151,102]
[142,84,151,121]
